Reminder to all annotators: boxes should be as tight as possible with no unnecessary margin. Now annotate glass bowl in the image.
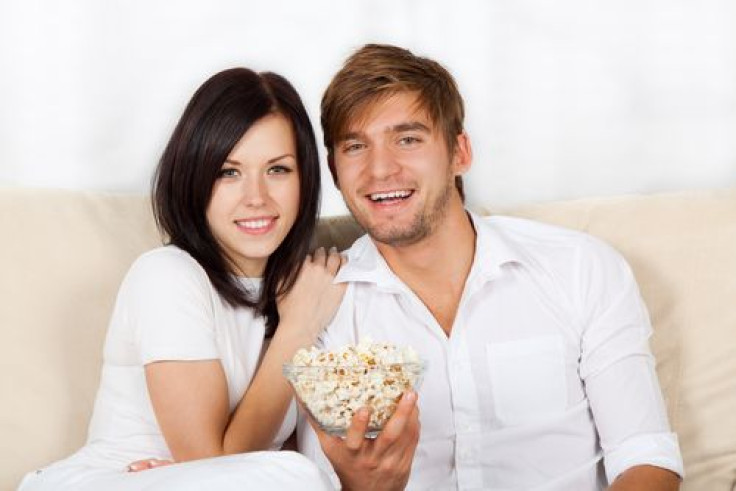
[283,361,426,438]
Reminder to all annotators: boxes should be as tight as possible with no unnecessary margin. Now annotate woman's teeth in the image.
[238,218,272,229]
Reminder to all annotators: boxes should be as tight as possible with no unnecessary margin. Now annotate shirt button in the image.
[455,416,472,432]
[459,448,476,462]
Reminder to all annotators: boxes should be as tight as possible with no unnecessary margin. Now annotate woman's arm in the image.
[144,248,346,462]
[608,465,680,490]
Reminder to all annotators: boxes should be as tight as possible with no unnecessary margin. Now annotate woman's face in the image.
[206,113,300,277]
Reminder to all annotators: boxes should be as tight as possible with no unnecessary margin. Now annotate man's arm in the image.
[608,464,680,490]
[308,390,420,491]
[576,240,684,485]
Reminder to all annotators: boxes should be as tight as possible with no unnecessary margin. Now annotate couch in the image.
[1,187,735,490]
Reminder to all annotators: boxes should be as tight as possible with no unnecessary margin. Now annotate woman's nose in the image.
[241,175,266,207]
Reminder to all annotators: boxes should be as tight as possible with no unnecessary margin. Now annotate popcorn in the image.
[284,338,424,437]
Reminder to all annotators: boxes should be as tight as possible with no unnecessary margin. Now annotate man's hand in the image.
[310,390,420,491]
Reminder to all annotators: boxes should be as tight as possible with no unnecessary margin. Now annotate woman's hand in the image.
[277,246,347,342]
[211,247,347,453]
[127,458,174,472]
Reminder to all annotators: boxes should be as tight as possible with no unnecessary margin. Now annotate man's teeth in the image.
[369,190,412,202]
[238,219,271,229]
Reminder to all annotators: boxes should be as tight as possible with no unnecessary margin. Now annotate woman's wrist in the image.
[272,318,319,350]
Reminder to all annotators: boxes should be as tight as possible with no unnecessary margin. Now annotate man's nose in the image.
[367,144,401,180]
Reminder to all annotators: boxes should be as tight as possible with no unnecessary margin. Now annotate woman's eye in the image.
[267,165,293,175]
[218,167,239,178]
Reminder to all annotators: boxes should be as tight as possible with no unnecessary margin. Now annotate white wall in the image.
[1,0,734,216]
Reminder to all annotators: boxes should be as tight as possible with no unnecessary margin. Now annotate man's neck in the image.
[374,201,476,334]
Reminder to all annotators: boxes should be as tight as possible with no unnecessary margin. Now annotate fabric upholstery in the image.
[1,187,734,490]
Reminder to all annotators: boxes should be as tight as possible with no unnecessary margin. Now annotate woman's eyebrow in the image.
[224,154,295,166]
[267,153,296,164]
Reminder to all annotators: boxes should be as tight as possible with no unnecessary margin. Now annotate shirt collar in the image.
[467,210,526,281]
[334,234,399,289]
[334,210,527,288]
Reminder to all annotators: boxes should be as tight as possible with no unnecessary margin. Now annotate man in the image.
[297,44,684,490]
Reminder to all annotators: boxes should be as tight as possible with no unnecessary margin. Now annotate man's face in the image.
[332,92,467,247]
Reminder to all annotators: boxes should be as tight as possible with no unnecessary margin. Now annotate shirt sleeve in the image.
[576,237,684,482]
[120,249,220,365]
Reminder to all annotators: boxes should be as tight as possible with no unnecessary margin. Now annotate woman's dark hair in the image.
[152,68,320,336]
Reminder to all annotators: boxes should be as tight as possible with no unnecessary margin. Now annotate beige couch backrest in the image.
[1,188,735,490]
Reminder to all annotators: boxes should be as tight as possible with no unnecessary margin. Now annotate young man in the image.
[298,44,684,490]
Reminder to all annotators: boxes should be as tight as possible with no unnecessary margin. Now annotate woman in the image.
[18,68,343,490]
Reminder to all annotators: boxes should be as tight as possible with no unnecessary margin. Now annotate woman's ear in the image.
[452,132,473,176]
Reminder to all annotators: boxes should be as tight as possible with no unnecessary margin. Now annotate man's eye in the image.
[267,165,293,175]
[342,142,365,153]
[218,168,239,178]
[398,136,421,146]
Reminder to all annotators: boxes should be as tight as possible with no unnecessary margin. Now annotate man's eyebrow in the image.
[390,122,431,134]
[340,132,363,142]
[338,122,431,142]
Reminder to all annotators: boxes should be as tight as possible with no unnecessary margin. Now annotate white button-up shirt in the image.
[298,212,683,490]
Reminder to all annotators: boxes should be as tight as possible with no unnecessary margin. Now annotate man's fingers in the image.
[375,390,418,450]
[304,408,342,453]
[344,407,372,451]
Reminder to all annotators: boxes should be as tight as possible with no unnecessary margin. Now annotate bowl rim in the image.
[283,360,427,371]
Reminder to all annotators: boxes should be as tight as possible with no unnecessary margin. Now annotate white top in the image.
[82,246,295,468]
[298,212,683,490]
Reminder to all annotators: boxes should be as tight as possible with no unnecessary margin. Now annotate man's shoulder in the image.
[481,214,587,240]
[476,214,624,266]
[340,233,373,256]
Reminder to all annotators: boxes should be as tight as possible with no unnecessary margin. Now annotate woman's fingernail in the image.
[404,390,416,403]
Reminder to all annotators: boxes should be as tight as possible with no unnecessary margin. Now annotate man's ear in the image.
[452,132,473,176]
[328,154,340,190]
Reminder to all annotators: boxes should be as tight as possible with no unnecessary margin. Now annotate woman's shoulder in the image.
[123,245,210,292]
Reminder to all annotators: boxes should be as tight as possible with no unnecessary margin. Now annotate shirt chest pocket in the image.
[486,335,568,426]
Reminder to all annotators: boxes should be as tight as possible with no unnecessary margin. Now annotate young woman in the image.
[18,68,344,490]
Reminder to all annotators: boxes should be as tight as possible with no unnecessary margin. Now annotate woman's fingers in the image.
[326,246,344,274]
[127,458,174,472]
[312,246,327,265]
